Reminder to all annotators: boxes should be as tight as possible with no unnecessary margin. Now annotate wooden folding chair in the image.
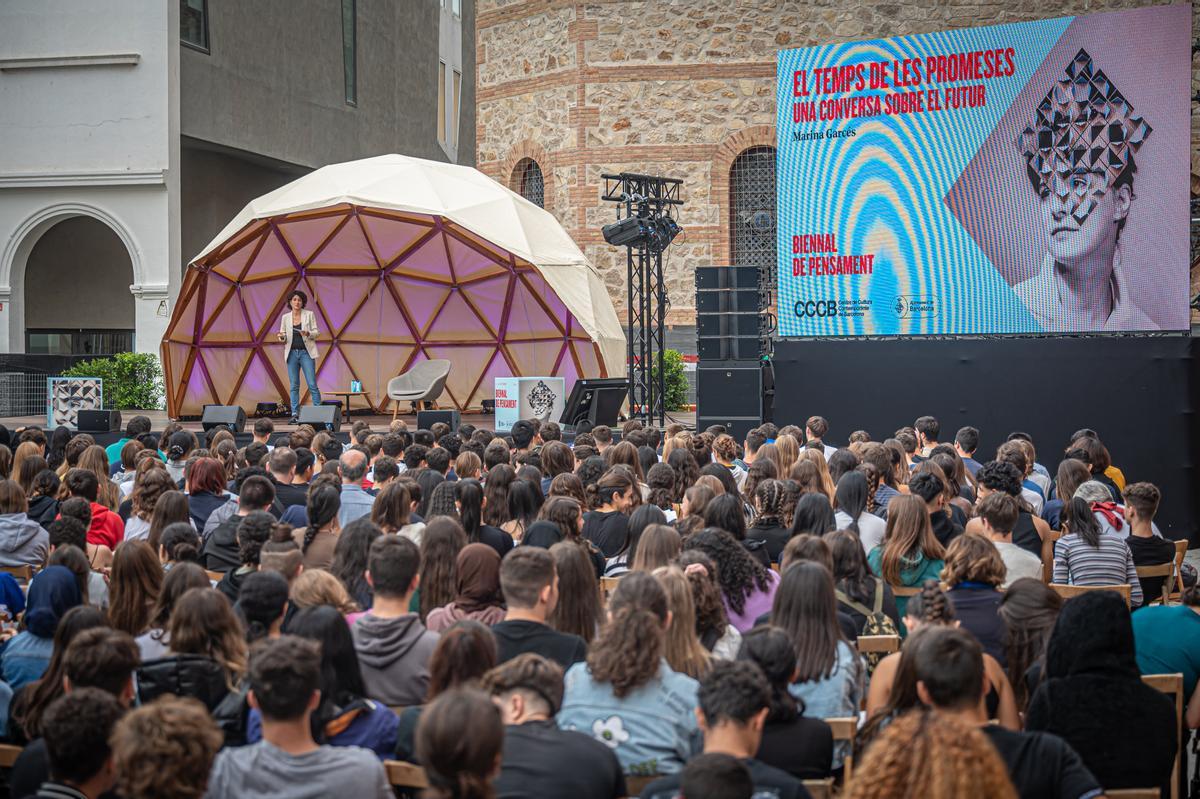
[1049,583,1131,609]
[770,562,780,573]
[384,760,429,790]
[855,635,900,656]
[802,778,835,799]
[1141,673,1183,799]
[600,576,621,602]
[1166,539,1188,603]
[1135,562,1174,606]
[0,743,22,768]
[890,585,921,598]
[0,564,32,584]
[1107,790,1163,799]
[1040,529,1064,584]
[825,717,857,782]
[205,570,224,583]
[625,775,659,797]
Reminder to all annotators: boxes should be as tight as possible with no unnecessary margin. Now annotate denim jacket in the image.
[558,660,700,776]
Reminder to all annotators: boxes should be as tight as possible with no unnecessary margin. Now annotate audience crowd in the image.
[0,412,1188,799]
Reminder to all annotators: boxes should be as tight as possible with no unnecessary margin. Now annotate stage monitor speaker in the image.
[77,409,121,433]
[560,377,627,431]
[201,404,247,434]
[417,409,461,431]
[298,404,341,433]
[696,363,764,440]
[695,265,759,290]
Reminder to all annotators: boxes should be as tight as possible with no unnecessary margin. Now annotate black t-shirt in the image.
[641,757,809,799]
[496,720,626,799]
[491,619,587,670]
[1126,535,1177,604]
[474,524,515,559]
[757,716,834,779]
[583,510,629,558]
[1012,511,1042,557]
[982,726,1103,799]
[272,478,310,509]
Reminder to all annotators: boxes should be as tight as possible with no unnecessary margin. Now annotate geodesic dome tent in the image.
[161,154,624,418]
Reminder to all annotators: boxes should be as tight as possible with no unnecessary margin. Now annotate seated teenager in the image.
[745,479,791,564]
[911,625,1103,799]
[558,571,701,776]
[832,471,887,555]
[866,495,945,630]
[208,635,392,798]
[62,470,123,554]
[203,475,276,574]
[737,626,833,779]
[682,528,779,634]
[1122,482,1177,603]
[582,470,635,558]
[235,570,291,643]
[1026,590,1176,794]
[484,653,625,799]
[246,605,399,758]
[426,543,506,632]
[640,661,806,799]
[415,688,504,799]
[0,478,49,568]
[976,493,1042,587]
[1,565,83,691]
[966,461,1049,559]
[677,550,742,661]
[10,627,140,799]
[110,696,223,799]
[865,581,1020,732]
[1052,497,1142,607]
[826,530,900,637]
[215,510,277,601]
[137,563,210,660]
[940,533,1008,666]
[908,471,963,548]
[352,535,440,707]
[492,547,587,669]
[34,688,124,799]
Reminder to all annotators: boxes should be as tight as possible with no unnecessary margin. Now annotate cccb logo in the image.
[794,299,838,318]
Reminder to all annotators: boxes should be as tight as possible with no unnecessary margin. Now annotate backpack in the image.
[836,580,898,673]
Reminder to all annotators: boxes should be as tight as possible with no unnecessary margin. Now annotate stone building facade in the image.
[476,0,1200,325]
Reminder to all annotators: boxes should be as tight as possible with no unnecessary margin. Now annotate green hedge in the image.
[60,353,164,410]
[651,349,690,412]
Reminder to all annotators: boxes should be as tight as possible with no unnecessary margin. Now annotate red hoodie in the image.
[86,502,124,550]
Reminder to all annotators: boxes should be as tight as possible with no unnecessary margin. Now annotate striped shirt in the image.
[1053,532,1143,607]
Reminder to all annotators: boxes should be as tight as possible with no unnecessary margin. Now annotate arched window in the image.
[729,146,777,283]
[514,158,545,209]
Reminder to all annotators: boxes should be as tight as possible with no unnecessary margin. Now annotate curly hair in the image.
[676,550,730,651]
[742,459,778,508]
[845,709,1017,799]
[548,472,587,507]
[111,696,224,799]
[585,571,668,698]
[939,533,1006,588]
[645,462,676,511]
[682,528,773,617]
[130,468,175,522]
[667,448,700,504]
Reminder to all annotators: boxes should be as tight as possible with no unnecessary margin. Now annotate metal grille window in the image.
[730,146,777,283]
[516,159,545,209]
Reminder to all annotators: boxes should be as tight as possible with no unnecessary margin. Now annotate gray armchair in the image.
[387,359,451,421]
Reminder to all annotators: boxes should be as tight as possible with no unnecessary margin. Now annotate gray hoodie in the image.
[0,513,48,568]
[351,612,439,707]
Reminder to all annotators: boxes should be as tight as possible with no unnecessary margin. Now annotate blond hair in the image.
[290,568,359,615]
[653,565,710,679]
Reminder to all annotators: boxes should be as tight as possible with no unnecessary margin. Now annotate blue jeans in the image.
[287,348,320,416]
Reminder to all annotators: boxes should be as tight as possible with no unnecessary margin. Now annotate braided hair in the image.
[906,579,956,627]
[302,482,340,554]
[752,479,786,528]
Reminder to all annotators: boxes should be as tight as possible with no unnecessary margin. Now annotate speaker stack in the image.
[695,265,774,439]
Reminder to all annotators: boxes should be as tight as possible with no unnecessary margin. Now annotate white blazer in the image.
[278,308,319,364]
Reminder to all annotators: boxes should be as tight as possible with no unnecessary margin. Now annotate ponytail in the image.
[455,479,484,541]
[906,579,956,625]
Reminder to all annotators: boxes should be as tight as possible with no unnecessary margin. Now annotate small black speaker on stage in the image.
[298,404,341,433]
[417,409,461,431]
[696,363,766,440]
[77,409,121,433]
[201,404,247,434]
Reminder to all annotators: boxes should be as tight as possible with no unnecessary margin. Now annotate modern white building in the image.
[0,0,474,359]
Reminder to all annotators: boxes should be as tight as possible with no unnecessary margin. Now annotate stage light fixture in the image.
[601,215,649,248]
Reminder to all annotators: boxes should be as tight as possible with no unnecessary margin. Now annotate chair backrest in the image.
[625,775,658,796]
[599,575,620,602]
[890,584,921,598]
[409,359,451,383]
[1135,562,1174,606]
[1041,529,1064,584]
[1170,539,1188,599]
[1141,673,1183,799]
[205,569,224,583]
[802,778,835,799]
[825,717,857,781]
[384,760,429,789]
[0,564,32,583]
[770,562,780,573]
[855,635,901,655]
[1107,790,1164,799]
[1048,583,1131,609]
[0,743,22,768]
